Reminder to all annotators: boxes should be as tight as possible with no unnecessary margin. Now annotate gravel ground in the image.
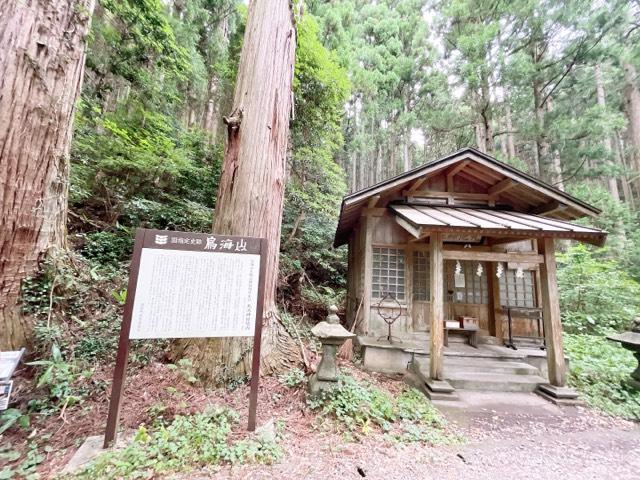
[199,390,640,480]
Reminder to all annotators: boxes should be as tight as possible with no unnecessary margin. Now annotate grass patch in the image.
[565,333,640,420]
[307,375,459,444]
[69,408,281,479]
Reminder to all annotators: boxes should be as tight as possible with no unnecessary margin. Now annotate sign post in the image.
[104,229,267,448]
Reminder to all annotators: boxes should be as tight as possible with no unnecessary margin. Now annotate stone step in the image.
[511,336,545,347]
[444,359,539,375]
[478,335,502,345]
[446,371,546,392]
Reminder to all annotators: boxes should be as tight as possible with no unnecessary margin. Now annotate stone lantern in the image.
[608,317,640,390]
[308,305,356,397]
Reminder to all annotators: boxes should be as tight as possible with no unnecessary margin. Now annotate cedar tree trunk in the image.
[0,0,95,350]
[174,0,299,381]
[595,63,620,200]
[624,62,640,197]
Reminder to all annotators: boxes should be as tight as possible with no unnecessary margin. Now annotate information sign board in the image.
[104,229,267,448]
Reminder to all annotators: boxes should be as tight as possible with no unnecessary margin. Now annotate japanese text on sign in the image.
[129,247,260,339]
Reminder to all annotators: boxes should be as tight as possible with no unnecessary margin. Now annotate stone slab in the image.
[425,378,455,393]
[535,384,583,406]
[535,388,584,406]
[403,371,459,401]
[537,383,579,399]
[61,434,129,475]
[362,344,414,374]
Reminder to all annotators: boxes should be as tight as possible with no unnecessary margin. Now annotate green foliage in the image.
[166,359,199,384]
[565,333,640,420]
[0,442,45,480]
[308,375,397,433]
[0,409,29,435]
[281,13,351,308]
[557,245,640,334]
[27,344,93,412]
[82,230,134,267]
[73,408,281,479]
[95,0,190,85]
[71,101,220,227]
[567,183,637,252]
[70,0,233,236]
[278,367,306,388]
[20,274,54,319]
[308,375,454,444]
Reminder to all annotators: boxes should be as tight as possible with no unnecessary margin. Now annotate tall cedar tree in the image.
[173,0,299,380]
[0,0,95,349]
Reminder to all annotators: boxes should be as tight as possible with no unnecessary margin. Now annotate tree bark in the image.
[481,76,494,154]
[0,0,95,350]
[532,77,545,178]
[615,130,635,207]
[623,62,640,197]
[595,63,620,200]
[173,0,299,381]
[203,76,221,143]
[504,99,516,159]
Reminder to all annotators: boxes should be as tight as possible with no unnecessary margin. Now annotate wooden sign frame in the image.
[104,229,267,448]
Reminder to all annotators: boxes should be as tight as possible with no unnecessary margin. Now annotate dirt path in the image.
[200,391,639,480]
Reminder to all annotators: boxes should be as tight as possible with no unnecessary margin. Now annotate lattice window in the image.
[445,260,489,305]
[412,251,430,301]
[372,247,405,301]
[499,269,536,307]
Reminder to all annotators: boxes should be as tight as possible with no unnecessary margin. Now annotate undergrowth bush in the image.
[565,333,640,420]
[72,408,281,479]
[307,375,456,444]
[557,245,640,334]
[82,230,133,267]
[279,367,306,388]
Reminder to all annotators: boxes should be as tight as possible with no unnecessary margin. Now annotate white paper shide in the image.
[129,248,260,339]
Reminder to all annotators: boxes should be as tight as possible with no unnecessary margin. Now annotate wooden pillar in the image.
[487,262,503,341]
[429,232,444,380]
[362,216,374,335]
[538,238,567,387]
[405,243,413,332]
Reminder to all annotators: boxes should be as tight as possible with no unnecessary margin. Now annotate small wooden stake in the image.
[104,229,145,448]
[247,239,267,431]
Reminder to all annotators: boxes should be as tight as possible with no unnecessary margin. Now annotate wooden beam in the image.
[429,232,444,380]
[409,234,430,243]
[361,207,386,217]
[395,215,422,239]
[538,238,567,387]
[488,178,516,196]
[407,177,427,193]
[367,195,381,208]
[446,160,470,191]
[530,201,568,216]
[442,249,543,263]
[405,190,490,201]
[457,170,492,187]
[486,236,527,246]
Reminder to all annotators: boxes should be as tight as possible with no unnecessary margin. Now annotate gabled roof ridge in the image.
[342,147,599,215]
[334,147,603,247]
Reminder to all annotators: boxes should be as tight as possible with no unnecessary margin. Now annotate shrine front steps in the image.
[410,356,546,394]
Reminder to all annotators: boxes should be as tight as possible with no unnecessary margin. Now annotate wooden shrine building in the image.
[334,148,607,402]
